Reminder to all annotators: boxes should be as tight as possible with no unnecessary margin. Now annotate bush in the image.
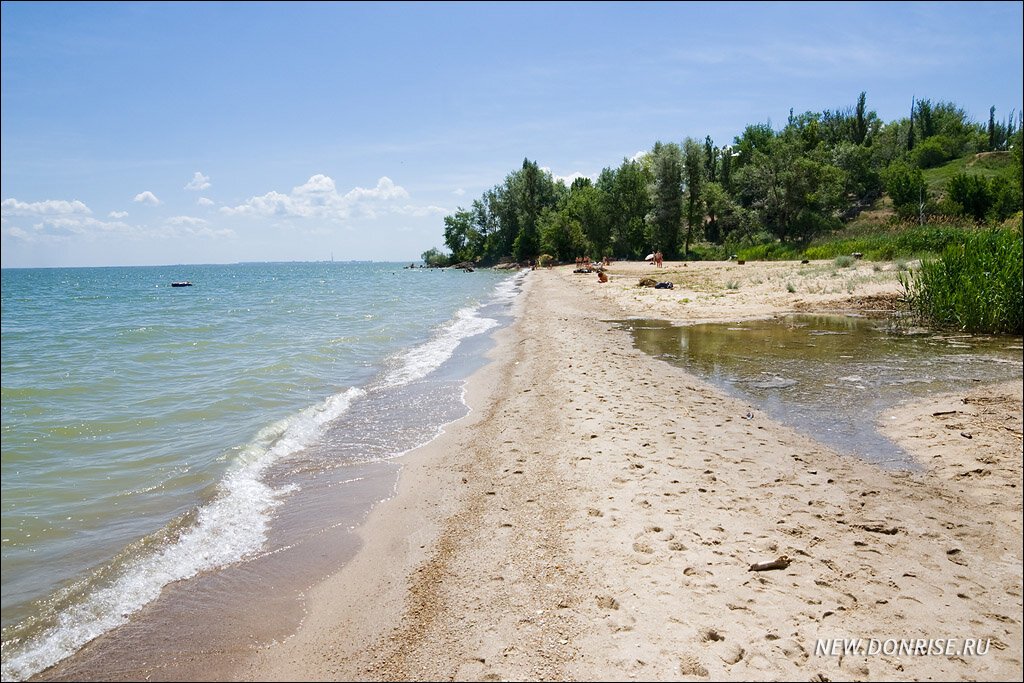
[913,138,949,169]
[885,161,927,218]
[737,242,801,261]
[945,173,992,221]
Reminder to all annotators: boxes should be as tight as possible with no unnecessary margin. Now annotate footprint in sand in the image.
[678,655,709,677]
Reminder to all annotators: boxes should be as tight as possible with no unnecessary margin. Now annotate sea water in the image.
[1,262,522,681]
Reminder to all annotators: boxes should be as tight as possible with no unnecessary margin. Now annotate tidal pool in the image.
[611,315,1023,470]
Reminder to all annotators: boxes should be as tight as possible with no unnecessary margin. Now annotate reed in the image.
[900,226,1023,334]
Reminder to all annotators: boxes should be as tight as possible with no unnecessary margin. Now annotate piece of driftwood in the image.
[748,556,790,572]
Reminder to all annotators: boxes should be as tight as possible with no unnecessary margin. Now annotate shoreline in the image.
[21,269,520,683]
[239,262,1022,681]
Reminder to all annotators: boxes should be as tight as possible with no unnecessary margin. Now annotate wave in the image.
[1,269,524,682]
[377,269,524,389]
[0,387,363,682]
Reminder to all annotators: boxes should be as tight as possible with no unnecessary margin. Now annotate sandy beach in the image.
[240,261,1023,681]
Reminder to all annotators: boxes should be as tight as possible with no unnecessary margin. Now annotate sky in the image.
[2,1,1022,268]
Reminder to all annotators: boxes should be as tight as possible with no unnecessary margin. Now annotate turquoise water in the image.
[1,262,521,680]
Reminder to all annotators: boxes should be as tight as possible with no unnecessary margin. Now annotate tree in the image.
[884,161,927,220]
[732,123,774,171]
[566,180,610,256]
[908,97,916,152]
[704,136,717,182]
[833,141,882,202]
[734,135,845,243]
[645,142,684,257]
[538,207,588,261]
[442,208,479,263]
[682,137,706,256]
[702,181,740,243]
[946,173,992,221]
[853,91,869,145]
[598,158,652,259]
[421,247,449,267]
[989,106,998,152]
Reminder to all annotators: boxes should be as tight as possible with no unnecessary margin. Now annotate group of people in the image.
[574,255,612,268]
[650,251,664,268]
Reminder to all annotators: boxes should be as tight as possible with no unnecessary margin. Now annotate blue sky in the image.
[2,1,1022,268]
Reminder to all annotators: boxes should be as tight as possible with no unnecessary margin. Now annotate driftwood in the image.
[748,556,791,572]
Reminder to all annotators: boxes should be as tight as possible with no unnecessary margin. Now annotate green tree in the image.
[682,137,706,256]
[597,157,652,259]
[732,123,775,171]
[702,181,741,243]
[946,173,992,221]
[734,135,845,243]
[704,136,718,182]
[645,142,684,257]
[833,141,882,201]
[884,161,928,220]
[538,206,588,261]
[566,179,610,256]
[421,247,449,267]
[442,208,479,263]
[853,91,869,145]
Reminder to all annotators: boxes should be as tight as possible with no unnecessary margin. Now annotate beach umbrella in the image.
[645,253,655,261]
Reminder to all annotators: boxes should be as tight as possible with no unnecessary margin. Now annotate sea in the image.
[1,262,524,681]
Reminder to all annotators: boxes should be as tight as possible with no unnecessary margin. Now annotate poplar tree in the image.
[645,142,683,257]
[682,137,706,257]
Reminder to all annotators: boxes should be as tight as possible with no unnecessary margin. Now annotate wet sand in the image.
[239,261,1022,681]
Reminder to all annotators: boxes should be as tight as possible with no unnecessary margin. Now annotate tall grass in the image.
[801,223,976,261]
[900,226,1023,334]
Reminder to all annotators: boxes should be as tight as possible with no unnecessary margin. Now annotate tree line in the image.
[424,93,1023,266]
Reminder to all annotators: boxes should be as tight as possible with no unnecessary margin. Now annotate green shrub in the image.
[913,137,952,169]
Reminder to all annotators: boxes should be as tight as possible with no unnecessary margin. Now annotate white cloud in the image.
[2,214,137,243]
[1,198,92,216]
[185,171,211,191]
[109,210,129,218]
[133,191,161,206]
[453,188,466,196]
[163,215,235,239]
[542,167,595,187]
[629,150,649,163]
[197,197,215,206]
[166,215,208,227]
[221,174,424,221]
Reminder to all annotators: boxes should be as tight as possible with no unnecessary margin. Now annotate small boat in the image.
[171,281,193,287]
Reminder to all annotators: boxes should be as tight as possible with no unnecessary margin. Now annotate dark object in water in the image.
[171,281,193,287]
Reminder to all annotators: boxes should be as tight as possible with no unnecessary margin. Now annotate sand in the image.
[239,260,1023,681]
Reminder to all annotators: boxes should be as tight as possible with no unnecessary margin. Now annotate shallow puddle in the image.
[611,315,1023,469]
